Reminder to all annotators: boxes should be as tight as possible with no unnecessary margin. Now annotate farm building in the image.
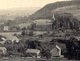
[0,47,7,56]
[3,26,9,31]
[50,45,62,57]
[26,49,41,58]
[18,23,32,29]
[0,35,6,45]
[5,36,19,43]
[50,43,67,58]
[9,26,20,31]
[32,19,53,31]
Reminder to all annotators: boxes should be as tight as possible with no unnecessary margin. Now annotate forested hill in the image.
[29,1,80,20]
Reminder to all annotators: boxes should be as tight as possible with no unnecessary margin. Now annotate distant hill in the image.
[0,7,40,23]
[29,1,80,20]
[28,1,80,31]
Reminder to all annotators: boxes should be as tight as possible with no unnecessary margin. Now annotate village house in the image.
[0,23,10,31]
[32,19,53,31]
[0,47,7,56]
[50,43,67,58]
[0,23,4,31]
[18,22,32,30]
[3,26,9,31]
[26,49,41,58]
[0,21,19,32]
[50,45,62,57]
[30,19,53,36]
[33,31,48,37]
[9,26,20,31]
[6,36,19,43]
[0,35,6,45]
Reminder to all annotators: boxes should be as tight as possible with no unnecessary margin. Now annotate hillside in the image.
[53,5,80,21]
[29,1,80,20]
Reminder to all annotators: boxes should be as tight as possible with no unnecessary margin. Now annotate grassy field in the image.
[0,57,79,61]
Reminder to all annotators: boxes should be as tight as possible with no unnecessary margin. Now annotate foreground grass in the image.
[0,57,79,61]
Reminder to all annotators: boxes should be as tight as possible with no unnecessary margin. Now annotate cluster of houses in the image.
[32,19,53,31]
[0,13,80,60]
[0,23,20,32]
[0,31,79,60]
[0,30,67,59]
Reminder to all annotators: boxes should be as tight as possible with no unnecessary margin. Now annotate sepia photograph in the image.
[0,0,80,61]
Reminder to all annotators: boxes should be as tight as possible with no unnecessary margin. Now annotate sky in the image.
[0,0,69,10]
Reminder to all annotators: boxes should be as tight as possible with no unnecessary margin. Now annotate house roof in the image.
[55,43,67,52]
[0,35,6,39]
[0,35,7,44]
[50,41,67,52]
[74,36,80,41]
[6,36,17,40]
[3,35,19,43]
[26,49,40,54]
[38,37,53,42]
[33,19,52,25]
[18,23,31,28]
[0,47,6,51]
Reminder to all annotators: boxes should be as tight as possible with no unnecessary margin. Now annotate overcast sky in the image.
[0,0,70,10]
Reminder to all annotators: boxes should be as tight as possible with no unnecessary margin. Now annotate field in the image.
[0,32,21,36]
[0,31,21,38]
[0,57,79,61]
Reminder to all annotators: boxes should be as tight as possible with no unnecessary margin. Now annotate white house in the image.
[50,44,65,58]
[6,36,19,43]
[26,49,41,58]
[3,26,9,31]
[0,47,7,55]
[52,14,56,20]
[0,37,6,45]
[0,35,7,45]
[18,23,32,29]
[33,19,52,25]
[32,19,53,31]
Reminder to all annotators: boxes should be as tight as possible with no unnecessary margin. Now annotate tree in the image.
[21,31,26,36]
[66,37,79,59]
[41,49,51,59]
[22,27,27,30]
[53,13,79,31]
[29,31,33,36]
